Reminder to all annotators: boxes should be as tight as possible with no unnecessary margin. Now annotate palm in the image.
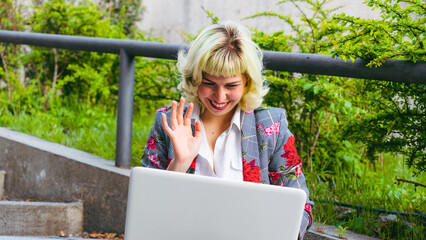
[162,98,202,171]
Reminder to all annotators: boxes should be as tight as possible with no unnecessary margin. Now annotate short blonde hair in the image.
[177,21,269,112]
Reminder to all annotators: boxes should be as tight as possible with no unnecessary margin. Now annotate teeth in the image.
[211,101,227,108]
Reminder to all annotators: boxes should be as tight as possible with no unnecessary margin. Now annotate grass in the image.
[306,153,426,239]
[0,96,156,165]
[0,94,424,239]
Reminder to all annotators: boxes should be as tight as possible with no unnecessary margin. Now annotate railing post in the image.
[115,49,135,168]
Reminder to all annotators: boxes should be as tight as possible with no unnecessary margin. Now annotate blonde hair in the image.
[177,21,269,112]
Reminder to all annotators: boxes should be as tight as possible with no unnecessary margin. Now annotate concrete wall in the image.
[0,127,130,234]
[137,0,380,43]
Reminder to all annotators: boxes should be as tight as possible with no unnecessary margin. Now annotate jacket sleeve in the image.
[268,109,314,239]
[141,109,174,169]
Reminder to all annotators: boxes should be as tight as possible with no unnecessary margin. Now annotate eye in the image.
[227,82,243,88]
[202,81,215,86]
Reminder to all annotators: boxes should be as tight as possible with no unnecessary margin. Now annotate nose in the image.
[215,87,227,103]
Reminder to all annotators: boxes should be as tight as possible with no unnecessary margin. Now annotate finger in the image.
[161,113,172,136]
[170,100,177,130]
[177,97,185,125]
[184,102,194,126]
[193,120,203,140]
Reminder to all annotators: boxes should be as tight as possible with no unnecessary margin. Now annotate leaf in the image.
[303,83,315,90]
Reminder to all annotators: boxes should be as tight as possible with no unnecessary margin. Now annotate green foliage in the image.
[202,7,220,24]
[310,152,425,238]
[98,0,144,37]
[22,0,178,111]
[134,58,180,111]
[330,0,426,175]
[245,0,366,177]
[331,0,426,67]
[0,0,26,103]
[335,225,348,238]
[0,0,178,160]
[343,81,425,176]
[0,92,155,163]
[25,0,124,108]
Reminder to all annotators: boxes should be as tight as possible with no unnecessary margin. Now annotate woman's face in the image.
[198,73,246,119]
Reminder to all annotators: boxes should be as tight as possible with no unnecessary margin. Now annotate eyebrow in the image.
[202,77,243,85]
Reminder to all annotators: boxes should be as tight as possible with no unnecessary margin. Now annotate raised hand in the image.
[162,97,202,172]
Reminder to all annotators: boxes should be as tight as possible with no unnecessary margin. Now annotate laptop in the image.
[124,167,306,240]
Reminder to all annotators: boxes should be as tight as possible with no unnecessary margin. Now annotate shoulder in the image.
[253,106,287,122]
[153,106,171,122]
[156,106,171,114]
[154,105,191,120]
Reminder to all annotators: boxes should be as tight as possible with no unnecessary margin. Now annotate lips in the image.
[209,99,230,110]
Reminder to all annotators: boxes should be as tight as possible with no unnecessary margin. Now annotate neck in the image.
[201,106,237,126]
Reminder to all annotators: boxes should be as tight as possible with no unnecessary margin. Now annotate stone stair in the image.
[305,224,380,240]
[0,170,84,237]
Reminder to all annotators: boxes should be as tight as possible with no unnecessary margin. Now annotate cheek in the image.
[197,86,211,98]
[232,87,245,100]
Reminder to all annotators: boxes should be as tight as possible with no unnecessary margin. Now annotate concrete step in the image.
[0,221,379,240]
[0,226,379,240]
[0,200,83,236]
[306,223,380,240]
[0,237,88,240]
[0,170,5,200]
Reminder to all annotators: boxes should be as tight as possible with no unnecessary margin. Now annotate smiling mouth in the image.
[209,100,229,110]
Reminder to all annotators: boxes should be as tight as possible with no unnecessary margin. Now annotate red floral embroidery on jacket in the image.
[281,136,302,176]
[190,158,197,169]
[305,204,313,225]
[157,106,169,112]
[304,203,312,215]
[263,121,281,136]
[243,158,260,183]
[269,172,281,182]
[148,154,159,167]
[147,136,156,150]
[185,157,197,174]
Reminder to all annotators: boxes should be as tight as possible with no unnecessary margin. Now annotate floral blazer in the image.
[142,106,314,239]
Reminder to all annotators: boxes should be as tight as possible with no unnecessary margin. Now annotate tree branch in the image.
[396,178,426,188]
[290,0,317,53]
[52,48,58,90]
[399,0,426,12]
[311,110,329,157]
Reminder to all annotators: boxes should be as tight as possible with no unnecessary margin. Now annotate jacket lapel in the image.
[240,110,261,183]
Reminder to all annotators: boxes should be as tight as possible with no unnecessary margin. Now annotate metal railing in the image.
[0,30,425,168]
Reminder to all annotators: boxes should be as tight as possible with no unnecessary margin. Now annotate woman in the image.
[142,21,313,239]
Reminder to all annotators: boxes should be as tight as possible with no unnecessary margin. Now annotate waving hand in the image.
[162,97,202,172]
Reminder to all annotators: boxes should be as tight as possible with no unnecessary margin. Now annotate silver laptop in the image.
[124,167,306,240]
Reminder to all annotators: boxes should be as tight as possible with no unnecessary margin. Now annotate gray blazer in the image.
[142,106,314,238]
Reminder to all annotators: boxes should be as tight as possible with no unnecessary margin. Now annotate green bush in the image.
[331,0,426,176]
[0,0,178,162]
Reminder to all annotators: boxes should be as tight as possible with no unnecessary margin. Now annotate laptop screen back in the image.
[124,167,306,240]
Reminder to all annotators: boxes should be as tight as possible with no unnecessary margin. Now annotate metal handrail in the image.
[1,30,425,168]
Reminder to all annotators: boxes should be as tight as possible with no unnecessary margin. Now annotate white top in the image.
[191,103,243,181]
